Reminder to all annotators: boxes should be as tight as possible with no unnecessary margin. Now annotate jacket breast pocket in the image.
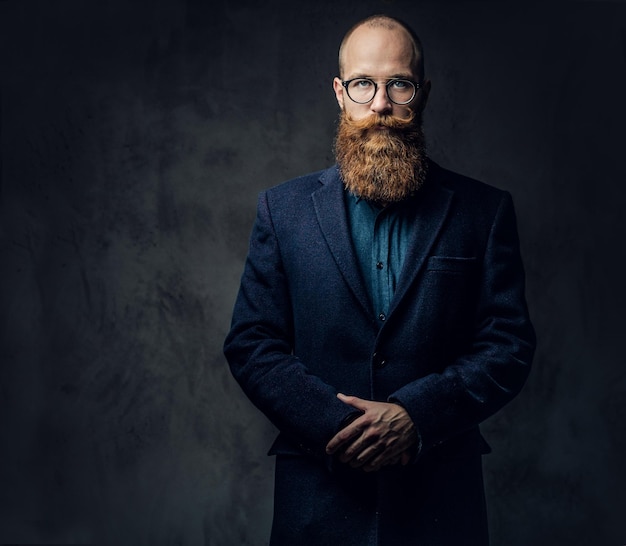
[420,256,479,350]
[425,256,477,273]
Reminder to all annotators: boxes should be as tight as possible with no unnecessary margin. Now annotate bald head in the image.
[338,15,425,81]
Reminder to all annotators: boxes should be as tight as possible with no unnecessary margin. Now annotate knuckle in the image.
[362,429,380,442]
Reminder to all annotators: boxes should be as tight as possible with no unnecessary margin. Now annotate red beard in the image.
[334,111,428,204]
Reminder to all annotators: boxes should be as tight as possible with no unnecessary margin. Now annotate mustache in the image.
[343,111,417,131]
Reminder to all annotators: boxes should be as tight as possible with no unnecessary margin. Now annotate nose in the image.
[369,83,393,115]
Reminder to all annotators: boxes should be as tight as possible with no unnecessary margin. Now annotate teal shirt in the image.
[345,191,418,324]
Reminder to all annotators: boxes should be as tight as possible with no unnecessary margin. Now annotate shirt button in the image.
[376,261,384,270]
[378,313,386,321]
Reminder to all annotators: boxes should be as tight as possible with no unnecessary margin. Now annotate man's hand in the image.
[325,393,417,472]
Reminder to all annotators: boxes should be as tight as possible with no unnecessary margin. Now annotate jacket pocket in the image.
[425,255,477,273]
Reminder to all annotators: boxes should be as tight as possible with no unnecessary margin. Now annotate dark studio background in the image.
[1,0,625,544]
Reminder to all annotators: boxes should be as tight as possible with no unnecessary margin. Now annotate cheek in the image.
[393,105,414,120]
[343,102,371,121]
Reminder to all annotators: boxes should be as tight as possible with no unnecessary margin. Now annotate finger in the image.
[325,419,364,454]
[362,444,405,472]
[339,438,385,468]
[383,455,401,467]
[363,452,394,472]
[337,393,371,412]
[363,454,393,472]
[338,432,377,463]
[363,461,382,472]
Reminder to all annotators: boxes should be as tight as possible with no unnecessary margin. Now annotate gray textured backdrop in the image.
[1,0,625,544]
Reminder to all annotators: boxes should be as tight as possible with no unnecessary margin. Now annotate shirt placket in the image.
[372,212,392,324]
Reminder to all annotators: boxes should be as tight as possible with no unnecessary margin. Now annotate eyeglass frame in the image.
[340,77,421,105]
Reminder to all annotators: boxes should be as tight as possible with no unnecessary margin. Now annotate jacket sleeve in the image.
[389,191,536,455]
[223,190,360,458]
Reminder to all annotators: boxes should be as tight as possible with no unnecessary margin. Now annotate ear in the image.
[333,77,345,110]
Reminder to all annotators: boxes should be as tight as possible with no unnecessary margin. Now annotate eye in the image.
[390,79,410,89]
[352,79,374,88]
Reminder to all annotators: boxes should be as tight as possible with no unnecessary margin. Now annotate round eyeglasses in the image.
[341,78,420,105]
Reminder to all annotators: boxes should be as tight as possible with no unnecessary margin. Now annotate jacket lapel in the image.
[312,167,373,319]
[311,164,455,321]
[388,169,455,317]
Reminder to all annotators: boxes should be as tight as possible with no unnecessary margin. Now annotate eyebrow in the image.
[345,73,416,81]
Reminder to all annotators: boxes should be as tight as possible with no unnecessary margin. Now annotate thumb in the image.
[337,392,369,411]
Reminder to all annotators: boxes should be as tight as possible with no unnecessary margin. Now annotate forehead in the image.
[341,25,419,79]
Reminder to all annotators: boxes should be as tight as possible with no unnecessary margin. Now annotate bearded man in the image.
[224,13,535,546]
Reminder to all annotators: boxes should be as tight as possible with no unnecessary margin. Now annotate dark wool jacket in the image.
[224,161,536,545]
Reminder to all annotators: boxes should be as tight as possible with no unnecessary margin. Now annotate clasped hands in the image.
[325,393,417,472]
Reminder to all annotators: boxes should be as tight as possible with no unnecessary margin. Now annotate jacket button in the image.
[372,353,387,369]
[378,313,386,321]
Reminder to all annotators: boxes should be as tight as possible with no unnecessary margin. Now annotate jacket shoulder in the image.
[432,162,506,198]
[264,166,337,200]
[429,161,511,216]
